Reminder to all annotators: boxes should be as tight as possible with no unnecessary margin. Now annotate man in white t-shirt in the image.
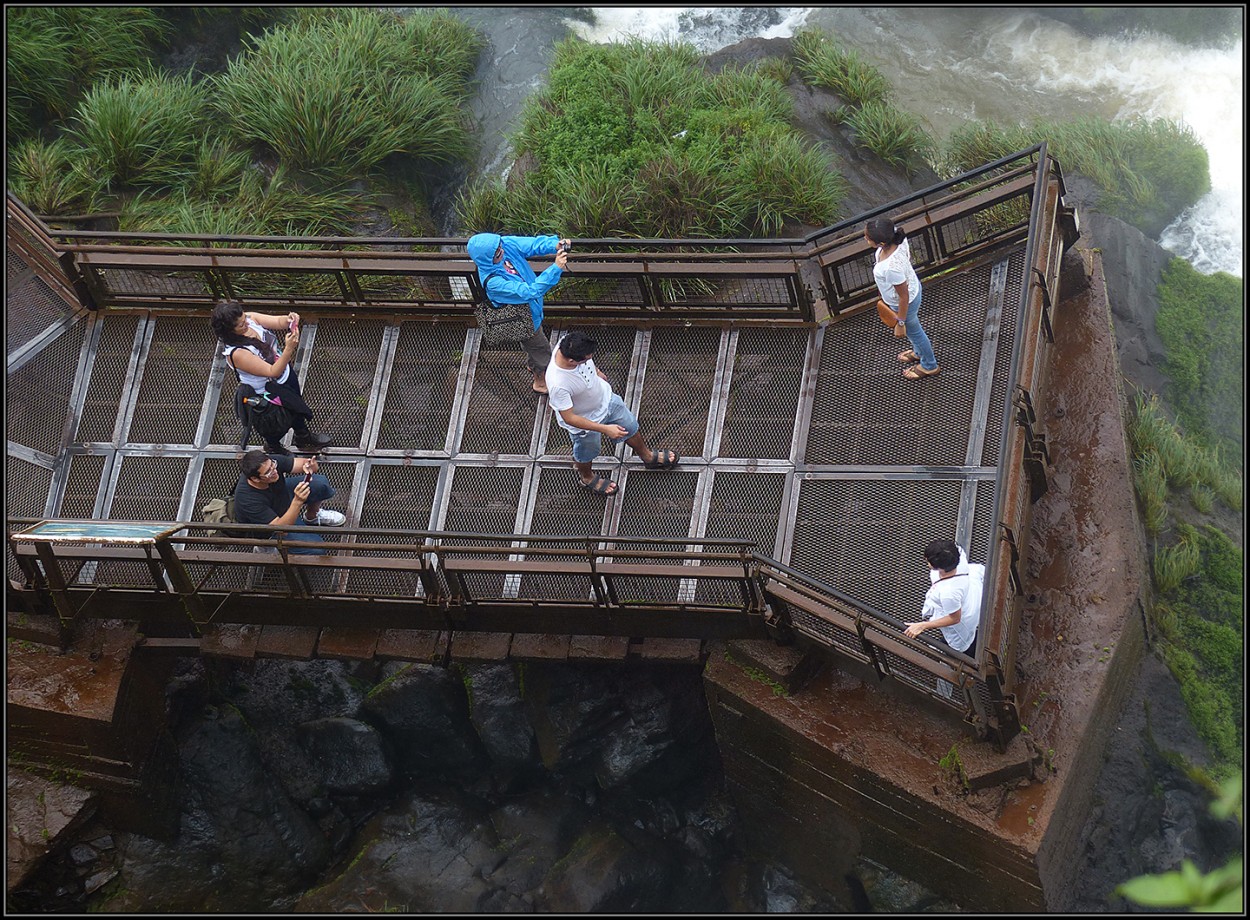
[904,538,984,659]
[545,331,679,497]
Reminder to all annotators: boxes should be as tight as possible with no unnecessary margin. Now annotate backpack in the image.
[201,496,247,539]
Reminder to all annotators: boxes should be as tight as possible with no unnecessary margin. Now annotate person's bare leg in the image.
[625,432,655,465]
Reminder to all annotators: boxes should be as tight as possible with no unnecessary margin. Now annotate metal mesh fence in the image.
[6,457,53,582]
[77,314,139,444]
[459,337,546,456]
[806,265,991,466]
[980,250,1025,467]
[57,454,108,518]
[345,462,442,597]
[440,465,526,598]
[95,267,212,300]
[6,317,86,456]
[519,465,613,600]
[8,270,79,358]
[127,317,212,446]
[635,326,721,459]
[788,477,963,619]
[300,319,387,450]
[611,470,699,604]
[375,323,468,451]
[696,471,784,604]
[719,328,808,459]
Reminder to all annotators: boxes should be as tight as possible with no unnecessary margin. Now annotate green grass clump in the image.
[6,138,103,215]
[1132,450,1170,535]
[68,69,209,190]
[1153,526,1244,775]
[5,6,167,142]
[1154,258,1244,463]
[792,29,890,107]
[843,100,934,172]
[215,8,480,183]
[459,37,842,239]
[941,117,1210,237]
[1153,524,1201,594]
[1129,394,1242,514]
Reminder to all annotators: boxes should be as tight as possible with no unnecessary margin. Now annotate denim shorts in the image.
[567,394,639,463]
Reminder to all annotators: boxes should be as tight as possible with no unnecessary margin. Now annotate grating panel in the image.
[635,326,720,459]
[298,319,386,450]
[971,480,996,566]
[544,326,637,457]
[375,323,467,451]
[127,317,213,445]
[696,471,785,603]
[441,465,526,598]
[209,365,253,449]
[459,340,545,456]
[787,478,963,620]
[77,314,140,444]
[6,272,80,358]
[6,317,86,456]
[5,457,54,582]
[345,463,442,596]
[719,328,808,459]
[612,470,699,603]
[109,455,189,522]
[355,272,461,303]
[57,454,108,518]
[519,466,613,599]
[806,263,998,466]
[660,275,794,308]
[550,275,647,307]
[96,267,211,299]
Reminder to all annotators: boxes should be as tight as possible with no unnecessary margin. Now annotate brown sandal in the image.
[902,364,940,380]
[897,349,918,363]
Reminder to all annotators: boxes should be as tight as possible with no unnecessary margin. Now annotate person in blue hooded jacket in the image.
[466,231,571,394]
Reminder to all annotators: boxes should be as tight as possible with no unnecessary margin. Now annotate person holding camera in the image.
[466,232,571,393]
[233,449,345,555]
[210,300,333,455]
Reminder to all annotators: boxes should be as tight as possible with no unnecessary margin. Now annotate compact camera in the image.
[557,241,572,255]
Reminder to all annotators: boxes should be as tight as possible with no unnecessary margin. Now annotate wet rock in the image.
[295,790,515,913]
[463,663,541,778]
[5,770,96,892]
[68,844,96,867]
[359,662,488,779]
[103,703,331,912]
[295,717,394,796]
[537,820,676,912]
[82,868,118,895]
[486,788,593,893]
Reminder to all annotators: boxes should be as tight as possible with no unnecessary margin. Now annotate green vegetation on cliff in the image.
[1154,258,1244,464]
[456,37,844,238]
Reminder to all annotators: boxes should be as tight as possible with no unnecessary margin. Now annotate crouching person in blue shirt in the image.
[233,449,345,554]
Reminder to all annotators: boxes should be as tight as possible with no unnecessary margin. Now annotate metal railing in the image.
[13,146,1053,326]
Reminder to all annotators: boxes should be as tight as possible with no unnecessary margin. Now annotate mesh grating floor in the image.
[7,242,1027,623]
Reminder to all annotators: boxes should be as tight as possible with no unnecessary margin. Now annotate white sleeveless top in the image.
[222,317,290,393]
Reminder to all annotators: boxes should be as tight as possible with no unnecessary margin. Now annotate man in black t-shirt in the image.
[233,449,345,554]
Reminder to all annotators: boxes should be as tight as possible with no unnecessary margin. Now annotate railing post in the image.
[153,537,207,628]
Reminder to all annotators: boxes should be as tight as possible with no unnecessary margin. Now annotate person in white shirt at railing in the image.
[865,217,940,381]
[906,538,983,658]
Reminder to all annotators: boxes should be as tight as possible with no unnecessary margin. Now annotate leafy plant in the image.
[215,8,479,183]
[6,138,103,215]
[68,69,208,190]
[460,36,842,239]
[1153,524,1201,594]
[792,29,891,108]
[843,100,934,171]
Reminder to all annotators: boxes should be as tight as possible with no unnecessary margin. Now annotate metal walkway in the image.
[7,145,1079,744]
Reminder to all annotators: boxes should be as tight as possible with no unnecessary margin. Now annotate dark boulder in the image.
[295,717,395,796]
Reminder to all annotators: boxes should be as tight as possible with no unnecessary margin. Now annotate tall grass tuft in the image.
[792,29,891,108]
[1132,450,1169,535]
[6,7,167,140]
[1154,524,1202,594]
[69,69,208,190]
[7,138,104,215]
[941,116,1210,237]
[215,8,479,182]
[470,36,842,240]
[844,101,934,171]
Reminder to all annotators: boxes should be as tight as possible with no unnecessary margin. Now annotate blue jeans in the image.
[282,473,335,555]
[567,394,639,463]
[901,288,937,371]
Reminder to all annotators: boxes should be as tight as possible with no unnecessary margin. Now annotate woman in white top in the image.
[211,301,331,454]
[865,217,939,379]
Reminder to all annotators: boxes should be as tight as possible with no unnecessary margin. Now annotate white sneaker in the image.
[303,508,346,527]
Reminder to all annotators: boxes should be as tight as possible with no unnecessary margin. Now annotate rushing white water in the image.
[571,7,1243,277]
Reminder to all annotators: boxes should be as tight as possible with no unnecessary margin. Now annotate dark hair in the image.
[211,301,250,347]
[558,331,597,362]
[865,217,905,247]
[240,449,271,479]
[924,539,961,572]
